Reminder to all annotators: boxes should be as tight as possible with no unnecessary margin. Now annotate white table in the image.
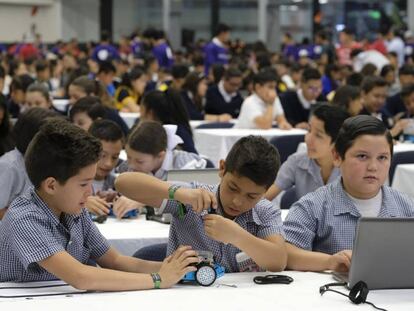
[194,128,307,166]
[392,164,414,198]
[1,271,411,310]
[119,112,140,129]
[96,215,169,256]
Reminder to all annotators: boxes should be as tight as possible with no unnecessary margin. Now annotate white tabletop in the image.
[96,215,169,256]
[392,164,414,198]
[194,128,307,166]
[1,271,411,310]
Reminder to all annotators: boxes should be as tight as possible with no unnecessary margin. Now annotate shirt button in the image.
[68,240,73,245]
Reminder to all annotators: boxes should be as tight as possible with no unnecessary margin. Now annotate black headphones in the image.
[319,281,387,311]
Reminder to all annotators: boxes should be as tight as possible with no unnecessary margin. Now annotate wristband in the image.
[151,273,162,289]
[168,185,187,219]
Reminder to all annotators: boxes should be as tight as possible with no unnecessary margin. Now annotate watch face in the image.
[195,265,216,286]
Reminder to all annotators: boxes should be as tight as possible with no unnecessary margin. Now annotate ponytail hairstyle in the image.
[141,88,192,136]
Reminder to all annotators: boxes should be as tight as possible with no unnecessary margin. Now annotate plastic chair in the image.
[389,151,414,185]
[196,122,234,129]
[280,187,298,210]
[133,243,167,262]
[269,134,305,164]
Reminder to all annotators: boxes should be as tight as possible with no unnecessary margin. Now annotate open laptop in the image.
[146,169,220,224]
[334,217,414,290]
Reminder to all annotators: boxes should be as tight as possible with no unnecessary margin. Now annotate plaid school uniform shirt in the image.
[0,188,110,282]
[284,177,414,254]
[162,182,285,272]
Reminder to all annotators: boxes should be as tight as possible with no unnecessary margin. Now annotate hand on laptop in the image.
[175,188,217,214]
[328,250,352,272]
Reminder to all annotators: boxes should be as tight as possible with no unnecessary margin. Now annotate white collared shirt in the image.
[218,80,236,103]
[297,89,315,110]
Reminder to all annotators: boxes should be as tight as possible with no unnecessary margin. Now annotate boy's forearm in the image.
[115,172,170,207]
[111,254,163,274]
[286,243,331,271]
[233,229,287,272]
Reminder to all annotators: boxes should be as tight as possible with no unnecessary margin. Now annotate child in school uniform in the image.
[86,119,141,219]
[283,115,414,272]
[266,104,349,201]
[235,69,292,130]
[116,136,287,273]
[0,108,58,219]
[121,120,207,180]
[0,118,199,290]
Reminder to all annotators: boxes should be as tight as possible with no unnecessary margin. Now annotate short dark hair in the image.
[334,115,393,160]
[215,23,231,36]
[224,136,280,189]
[69,96,107,122]
[120,66,145,88]
[98,61,116,74]
[398,64,414,77]
[223,67,242,80]
[35,60,49,72]
[26,83,50,102]
[171,64,189,79]
[346,72,364,87]
[312,104,350,142]
[127,121,167,155]
[361,76,388,93]
[301,67,321,83]
[25,118,102,189]
[10,74,35,93]
[13,107,59,154]
[400,83,414,99]
[332,85,361,111]
[253,69,277,87]
[89,119,124,143]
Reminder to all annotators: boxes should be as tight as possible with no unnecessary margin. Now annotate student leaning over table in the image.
[0,118,199,291]
[116,136,287,272]
[283,115,414,272]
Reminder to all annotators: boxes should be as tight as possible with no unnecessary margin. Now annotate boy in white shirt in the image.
[235,69,292,130]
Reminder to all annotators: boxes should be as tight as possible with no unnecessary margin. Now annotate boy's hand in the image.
[86,196,110,216]
[112,196,143,219]
[203,214,241,245]
[158,246,199,288]
[175,188,217,214]
[328,250,352,272]
[295,122,310,130]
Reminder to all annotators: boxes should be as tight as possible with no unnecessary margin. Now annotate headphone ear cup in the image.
[349,281,369,304]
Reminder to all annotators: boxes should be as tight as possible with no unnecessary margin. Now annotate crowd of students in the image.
[0,22,414,292]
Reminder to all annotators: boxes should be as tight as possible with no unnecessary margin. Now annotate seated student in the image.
[359,76,411,138]
[24,83,54,111]
[205,67,244,118]
[235,69,292,130]
[331,85,362,116]
[121,121,207,180]
[116,136,287,273]
[7,74,35,118]
[283,115,414,272]
[181,72,232,122]
[68,76,129,135]
[266,104,349,201]
[114,66,147,113]
[0,108,58,219]
[140,89,198,154]
[0,118,199,289]
[69,96,107,131]
[86,119,141,219]
[279,67,325,129]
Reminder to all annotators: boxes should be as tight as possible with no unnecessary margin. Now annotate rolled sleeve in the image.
[283,200,317,251]
[256,207,285,239]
